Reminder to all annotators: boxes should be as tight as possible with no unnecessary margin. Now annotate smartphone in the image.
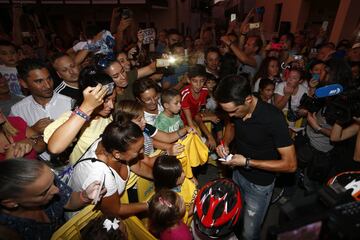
[121,8,132,19]
[230,13,236,22]
[271,42,284,50]
[310,48,318,54]
[294,55,303,60]
[321,21,329,31]
[105,82,115,95]
[22,32,30,37]
[93,174,105,205]
[156,58,170,68]
[312,73,320,81]
[249,22,260,29]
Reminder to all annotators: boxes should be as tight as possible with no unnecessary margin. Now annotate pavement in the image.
[197,164,306,240]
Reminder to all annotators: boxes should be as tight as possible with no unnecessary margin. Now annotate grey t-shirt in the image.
[237,54,263,79]
[0,94,23,116]
[306,111,333,153]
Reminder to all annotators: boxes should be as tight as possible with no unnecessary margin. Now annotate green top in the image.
[155,112,184,133]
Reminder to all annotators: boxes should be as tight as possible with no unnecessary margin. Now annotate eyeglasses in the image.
[140,94,160,104]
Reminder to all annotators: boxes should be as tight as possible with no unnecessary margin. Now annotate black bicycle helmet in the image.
[193,178,242,238]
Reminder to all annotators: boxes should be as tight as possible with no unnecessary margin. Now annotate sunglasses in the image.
[96,53,116,70]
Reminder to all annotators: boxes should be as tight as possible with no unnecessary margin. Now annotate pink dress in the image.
[160,221,193,240]
[0,116,37,161]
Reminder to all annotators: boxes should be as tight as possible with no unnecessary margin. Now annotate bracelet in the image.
[72,107,90,121]
[315,126,322,133]
[28,137,38,145]
[176,130,182,138]
[79,191,91,203]
[244,157,251,170]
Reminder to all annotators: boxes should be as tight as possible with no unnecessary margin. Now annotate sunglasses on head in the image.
[96,53,116,70]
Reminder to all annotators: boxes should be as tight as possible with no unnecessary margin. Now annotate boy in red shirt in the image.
[181,65,216,149]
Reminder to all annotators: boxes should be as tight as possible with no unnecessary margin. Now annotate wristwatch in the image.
[244,157,251,170]
[315,126,322,133]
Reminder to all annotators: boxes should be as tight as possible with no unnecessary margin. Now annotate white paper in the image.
[218,154,233,162]
[93,173,105,205]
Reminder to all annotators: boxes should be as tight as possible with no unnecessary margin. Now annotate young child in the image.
[0,40,22,96]
[153,155,197,219]
[155,88,184,133]
[148,189,192,240]
[81,216,127,240]
[180,64,208,127]
[253,56,281,92]
[258,78,275,104]
[181,64,216,149]
[114,100,188,157]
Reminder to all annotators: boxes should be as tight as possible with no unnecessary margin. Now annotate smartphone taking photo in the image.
[249,22,260,29]
[230,13,236,22]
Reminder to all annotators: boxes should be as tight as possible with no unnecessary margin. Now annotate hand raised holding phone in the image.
[80,84,109,114]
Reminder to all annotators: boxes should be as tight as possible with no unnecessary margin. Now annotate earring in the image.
[13,204,18,208]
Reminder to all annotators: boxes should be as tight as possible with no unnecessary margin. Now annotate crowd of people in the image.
[1,5,360,240]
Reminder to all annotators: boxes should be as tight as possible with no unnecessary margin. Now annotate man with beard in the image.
[10,58,72,161]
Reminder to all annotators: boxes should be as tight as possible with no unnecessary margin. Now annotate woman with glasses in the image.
[133,78,163,126]
[44,66,116,165]
[0,158,104,240]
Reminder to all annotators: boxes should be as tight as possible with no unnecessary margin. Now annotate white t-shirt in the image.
[0,65,23,96]
[72,41,91,52]
[10,93,73,126]
[274,82,307,111]
[10,93,72,161]
[69,138,129,198]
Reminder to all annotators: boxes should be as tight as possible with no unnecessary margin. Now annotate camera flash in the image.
[169,56,176,64]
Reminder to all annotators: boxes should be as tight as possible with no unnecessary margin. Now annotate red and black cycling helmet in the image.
[193,178,242,238]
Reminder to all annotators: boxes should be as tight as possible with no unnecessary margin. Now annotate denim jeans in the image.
[233,170,274,240]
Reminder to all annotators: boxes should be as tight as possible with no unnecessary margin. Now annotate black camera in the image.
[299,93,324,113]
[120,8,132,19]
[324,89,360,125]
[286,109,301,122]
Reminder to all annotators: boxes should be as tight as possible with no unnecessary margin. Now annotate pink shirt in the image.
[0,116,37,161]
[160,222,193,240]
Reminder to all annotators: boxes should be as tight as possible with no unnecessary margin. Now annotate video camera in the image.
[267,182,359,240]
[300,93,325,114]
[299,83,360,125]
[324,88,360,125]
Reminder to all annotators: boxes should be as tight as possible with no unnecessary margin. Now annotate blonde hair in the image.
[114,100,144,122]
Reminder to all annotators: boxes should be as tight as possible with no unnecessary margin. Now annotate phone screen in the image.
[321,21,329,31]
[230,14,236,22]
[312,73,320,81]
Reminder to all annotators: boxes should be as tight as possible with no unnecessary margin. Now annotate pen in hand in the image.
[220,140,228,159]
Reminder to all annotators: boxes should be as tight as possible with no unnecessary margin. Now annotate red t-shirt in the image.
[180,85,208,125]
[0,116,37,161]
